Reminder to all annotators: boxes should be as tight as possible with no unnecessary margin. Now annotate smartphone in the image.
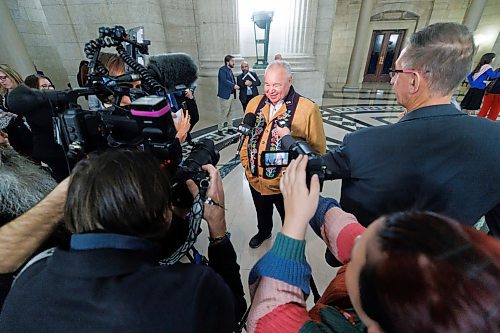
[261,150,290,167]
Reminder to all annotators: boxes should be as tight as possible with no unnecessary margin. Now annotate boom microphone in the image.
[111,73,141,83]
[147,53,198,92]
[236,113,257,155]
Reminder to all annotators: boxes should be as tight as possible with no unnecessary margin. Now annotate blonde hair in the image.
[0,64,23,95]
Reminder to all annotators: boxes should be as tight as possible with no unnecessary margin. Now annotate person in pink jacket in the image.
[248,155,500,333]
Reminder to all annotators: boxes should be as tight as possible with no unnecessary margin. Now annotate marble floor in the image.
[182,84,474,310]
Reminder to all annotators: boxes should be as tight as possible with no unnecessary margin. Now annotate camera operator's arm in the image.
[321,134,352,179]
[247,156,320,332]
[309,196,366,264]
[0,177,68,273]
[247,157,366,332]
[186,166,247,321]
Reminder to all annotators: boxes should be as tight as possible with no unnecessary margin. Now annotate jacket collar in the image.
[46,234,163,278]
[399,104,465,122]
[70,233,160,252]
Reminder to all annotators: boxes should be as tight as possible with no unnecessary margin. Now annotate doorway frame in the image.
[359,20,417,84]
[363,30,405,82]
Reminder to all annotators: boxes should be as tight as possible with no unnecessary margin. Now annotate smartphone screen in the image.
[261,151,290,167]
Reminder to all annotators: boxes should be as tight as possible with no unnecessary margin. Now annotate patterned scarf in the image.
[247,86,300,179]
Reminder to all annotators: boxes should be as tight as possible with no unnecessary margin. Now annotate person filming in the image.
[0,149,246,332]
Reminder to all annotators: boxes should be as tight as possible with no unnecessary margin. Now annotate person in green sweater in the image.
[248,155,500,333]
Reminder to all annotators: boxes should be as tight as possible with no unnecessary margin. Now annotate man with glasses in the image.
[290,23,500,237]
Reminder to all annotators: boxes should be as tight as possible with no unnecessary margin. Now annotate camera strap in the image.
[159,192,205,265]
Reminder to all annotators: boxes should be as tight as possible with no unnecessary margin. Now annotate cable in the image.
[115,45,164,95]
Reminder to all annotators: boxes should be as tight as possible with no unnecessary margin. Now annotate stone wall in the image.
[2,0,498,127]
[473,0,500,67]
[324,0,500,89]
[4,0,68,87]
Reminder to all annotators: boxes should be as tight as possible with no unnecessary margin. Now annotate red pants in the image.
[477,93,500,120]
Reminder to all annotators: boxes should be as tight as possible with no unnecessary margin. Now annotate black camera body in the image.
[261,135,327,191]
[7,26,218,206]
[171,139,220,208]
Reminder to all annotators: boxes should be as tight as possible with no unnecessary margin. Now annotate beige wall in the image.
[473,0,500,67]
[324,0,500,89]
[2,0,499,112]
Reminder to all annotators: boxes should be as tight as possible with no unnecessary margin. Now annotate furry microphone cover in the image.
[147,53,198,91]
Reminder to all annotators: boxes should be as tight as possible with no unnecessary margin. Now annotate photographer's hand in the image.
[184,89,194,99]
[186,165,226,239]
[280,155,320,240]
[0,131,9,145]
[174,110,191,144]
[275,126,290,138]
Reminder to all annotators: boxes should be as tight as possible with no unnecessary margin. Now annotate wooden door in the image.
[363,30,405,82]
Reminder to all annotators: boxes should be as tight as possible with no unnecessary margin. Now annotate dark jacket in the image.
[0,234,245,332]
[217,65,236,100]
[323,104,500,236]
[237,71,261,105]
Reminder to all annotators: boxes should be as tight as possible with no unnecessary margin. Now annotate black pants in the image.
[249,185,285,235]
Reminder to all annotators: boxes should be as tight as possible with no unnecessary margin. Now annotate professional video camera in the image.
[260,135,332,190]
[7,25,216,200]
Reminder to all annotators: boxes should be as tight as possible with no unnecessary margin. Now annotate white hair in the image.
[265,60,292,78]
[0,145,56,223]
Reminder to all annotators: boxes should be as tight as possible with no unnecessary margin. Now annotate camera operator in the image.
[95,52,192,144]
[0,149,246,332]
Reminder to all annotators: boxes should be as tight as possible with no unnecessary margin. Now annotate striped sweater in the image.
[247,197,367,333]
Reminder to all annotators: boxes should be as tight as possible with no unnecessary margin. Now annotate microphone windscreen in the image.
[243,112,257,127]
[7,85,46,116]
[147,53,198,91]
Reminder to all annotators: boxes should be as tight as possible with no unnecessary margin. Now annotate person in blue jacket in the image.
[217,55,240,135]
[461,52,500,114]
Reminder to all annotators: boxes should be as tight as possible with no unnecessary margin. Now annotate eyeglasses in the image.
[388,68,429,79]
[40,84,55,89]
[0,76,9,81]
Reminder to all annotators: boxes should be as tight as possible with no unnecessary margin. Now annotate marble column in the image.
[281,0,317,71]
[0,1,35,77]
[462,0,487,32]
[194,0,240,76]
[344,0,375,90]
[193,0,241,124]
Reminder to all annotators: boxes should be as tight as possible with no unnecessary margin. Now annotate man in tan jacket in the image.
[240,60,326,248]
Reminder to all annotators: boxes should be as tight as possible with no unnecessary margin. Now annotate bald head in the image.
[241,61,249,73]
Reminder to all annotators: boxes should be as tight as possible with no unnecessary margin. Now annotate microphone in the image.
[236,113,257,155]
[146,53,198,92]
[110,73,141,83]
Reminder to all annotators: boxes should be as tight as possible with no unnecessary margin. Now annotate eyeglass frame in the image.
[0,75,10,81]
[388,68,430,79]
